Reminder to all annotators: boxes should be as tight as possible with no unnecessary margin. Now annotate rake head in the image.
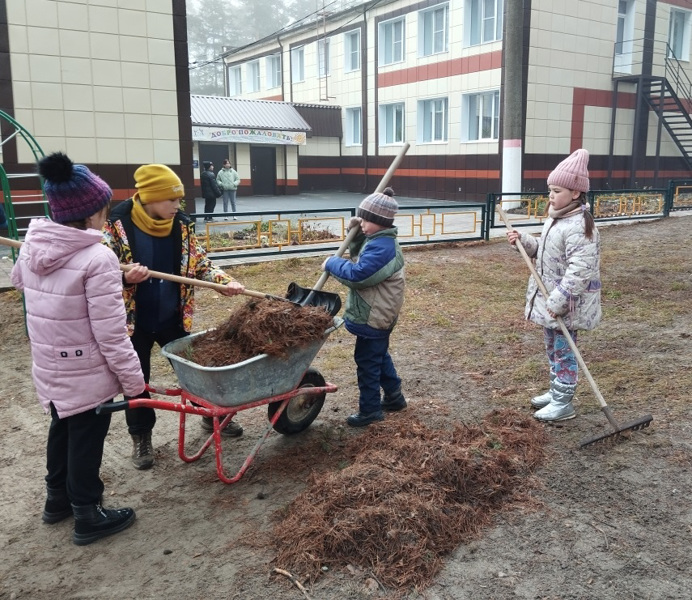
[579,414,654,448]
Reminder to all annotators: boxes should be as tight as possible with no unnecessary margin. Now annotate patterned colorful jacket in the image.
[101,199,233,335]
[515,210,601,331]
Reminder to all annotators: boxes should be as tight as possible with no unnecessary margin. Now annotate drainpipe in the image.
[277,35,284,100]
[361,7,369,192]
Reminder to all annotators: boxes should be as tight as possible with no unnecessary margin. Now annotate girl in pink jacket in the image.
[11,152,145,546]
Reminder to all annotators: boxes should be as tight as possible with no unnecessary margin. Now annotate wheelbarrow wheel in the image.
[268,368,326,435]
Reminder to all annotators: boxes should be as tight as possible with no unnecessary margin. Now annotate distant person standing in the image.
[200,161,221,222]
[216,159,241,220]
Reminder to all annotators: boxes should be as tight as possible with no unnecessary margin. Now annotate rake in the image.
[497,206,653,448]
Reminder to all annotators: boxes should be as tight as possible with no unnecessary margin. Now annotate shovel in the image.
[0,236,341,314]
[496,206,653,447]
[287,142,411,308]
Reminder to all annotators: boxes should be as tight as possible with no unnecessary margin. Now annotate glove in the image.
[348,216,361,231]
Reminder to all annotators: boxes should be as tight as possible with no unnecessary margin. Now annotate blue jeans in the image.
[353,334,401,414]
[222,190,237,213]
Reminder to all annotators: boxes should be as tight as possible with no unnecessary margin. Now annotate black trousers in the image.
[125,324,188,435]
[45,402,112,506]
[203,196,217,217]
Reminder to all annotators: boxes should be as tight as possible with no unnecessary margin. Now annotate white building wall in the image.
[6,0,180,165]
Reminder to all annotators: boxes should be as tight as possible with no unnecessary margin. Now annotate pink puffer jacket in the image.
[11,219,145,418]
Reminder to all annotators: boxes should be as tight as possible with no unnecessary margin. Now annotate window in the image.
[379,103,405,145]
[345,108,362,146]
[466,0,503,46]
[614,0,634,72]
[228,66,242,96]
[463,91,500,141]
[318,38,330,77]
[420,4,449,56]
[669,9,691,60]
[246,60,260,93]
[291,46,305,82]
[418,98,448,143]
[266,54,281,89]
[379,18,405,65]
[344,30,361,72]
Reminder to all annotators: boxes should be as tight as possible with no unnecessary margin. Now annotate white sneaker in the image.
[233,216,238,220]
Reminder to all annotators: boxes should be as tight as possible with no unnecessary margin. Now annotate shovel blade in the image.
[286,282,342,316]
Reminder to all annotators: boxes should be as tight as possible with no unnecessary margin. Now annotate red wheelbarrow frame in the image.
[98,380,337,484]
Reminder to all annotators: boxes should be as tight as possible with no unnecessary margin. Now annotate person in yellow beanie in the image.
[102,164,246,470]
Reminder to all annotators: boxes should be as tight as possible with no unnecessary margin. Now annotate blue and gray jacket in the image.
[324,227,405,338]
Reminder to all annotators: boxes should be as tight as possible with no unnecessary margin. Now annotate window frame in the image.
[246,60,260,93]
[379,17,406,66]
[419,3,449,57]
[462,90,500,142]
[418,97,448,144]
[668,8,692,61]
[228,65,242,97]
[465,0,503,47]
[291,46,305,82]
[344,30,361,72]
[379,102,405,145]
[266,53,281,89]
[345,107,362,146]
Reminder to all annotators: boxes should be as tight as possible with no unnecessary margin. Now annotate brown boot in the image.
[131,432,154,470]
[201,417,244,438]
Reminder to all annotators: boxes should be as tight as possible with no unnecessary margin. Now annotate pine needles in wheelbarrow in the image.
[186,299,335,367]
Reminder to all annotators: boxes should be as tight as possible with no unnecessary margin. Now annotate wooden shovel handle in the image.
[310,141,411,293]
[497,207,616,422]
[0,235,274,301]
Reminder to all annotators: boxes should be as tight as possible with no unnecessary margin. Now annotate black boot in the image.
[72,503,136,546]
[42,486,72,524]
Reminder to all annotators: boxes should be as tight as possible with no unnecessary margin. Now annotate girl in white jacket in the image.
[507,149,601,422]
[11,152,145,545]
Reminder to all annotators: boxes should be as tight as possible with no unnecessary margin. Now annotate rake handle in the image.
[497,207,620,430]
[0,235,279,302]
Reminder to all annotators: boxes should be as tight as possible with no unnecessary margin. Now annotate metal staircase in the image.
[639,75,692,170]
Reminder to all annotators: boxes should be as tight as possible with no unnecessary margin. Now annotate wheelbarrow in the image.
[98,317,343,484]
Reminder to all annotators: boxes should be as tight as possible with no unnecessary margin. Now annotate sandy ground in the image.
[1,215,691,600]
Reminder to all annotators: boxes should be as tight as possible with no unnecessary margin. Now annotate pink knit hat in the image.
[547,149,590,193]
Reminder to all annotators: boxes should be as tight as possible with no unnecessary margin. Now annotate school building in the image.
[217,0,692,199]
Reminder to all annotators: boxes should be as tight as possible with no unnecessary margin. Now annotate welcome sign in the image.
[193,126,306,145]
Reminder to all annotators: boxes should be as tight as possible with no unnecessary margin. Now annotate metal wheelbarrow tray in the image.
[98,318,343,484]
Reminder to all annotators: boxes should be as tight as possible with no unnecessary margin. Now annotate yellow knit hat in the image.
[134,164,185,204]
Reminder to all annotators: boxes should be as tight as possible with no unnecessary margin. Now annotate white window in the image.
[345,108,362,146]
[291,46,305,82]
[344,30,361,72]
[669,9,691,60]
[228,66,242,96]
[463,91,500,141]
[266,54,281,89]
[379,103,405,145]
[379,17,405,65]
[615,0,635,73]
[246,60,260,93]
[465,0,503,46]
[318,38,330,77]
[420,4,449,56]
[418,98,448,143]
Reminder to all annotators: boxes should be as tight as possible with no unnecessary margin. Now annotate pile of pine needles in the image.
[273,408,548,590]
[186,299,335,366]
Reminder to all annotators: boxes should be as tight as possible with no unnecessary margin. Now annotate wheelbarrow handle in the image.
[96,400,130,414]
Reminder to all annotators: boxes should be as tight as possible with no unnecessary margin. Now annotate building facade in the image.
[223,0,692,200]
[0,0,193,202]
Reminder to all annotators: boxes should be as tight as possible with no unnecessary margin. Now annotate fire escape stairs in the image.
[639,76,692,171]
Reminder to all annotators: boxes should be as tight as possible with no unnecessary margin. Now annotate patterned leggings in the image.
[543,327,578,385]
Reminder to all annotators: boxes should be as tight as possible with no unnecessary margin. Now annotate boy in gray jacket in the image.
[322,188,406,426]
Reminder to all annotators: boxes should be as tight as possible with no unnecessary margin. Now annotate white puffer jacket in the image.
[516,210,601,331]
[11,219,145,418]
